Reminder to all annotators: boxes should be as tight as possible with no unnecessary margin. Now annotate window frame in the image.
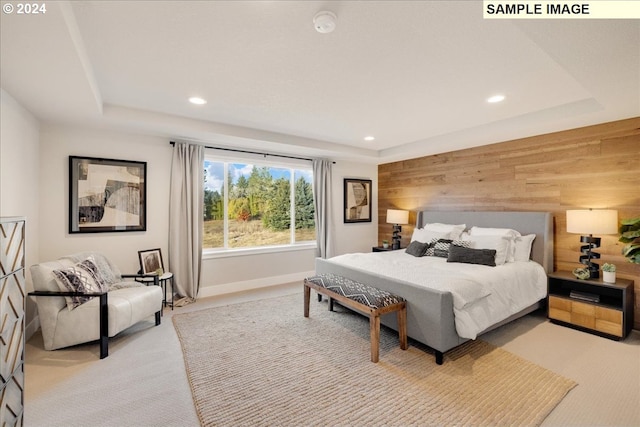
[203,151,316,258]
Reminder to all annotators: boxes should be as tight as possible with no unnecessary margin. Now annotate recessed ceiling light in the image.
[364,136,375,141]
[189,97,207,105]
[487,94,505,103]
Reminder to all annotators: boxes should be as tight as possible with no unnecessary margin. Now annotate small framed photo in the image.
[138,248,164,275]
[69,156,146,233]
[344,178,372,223]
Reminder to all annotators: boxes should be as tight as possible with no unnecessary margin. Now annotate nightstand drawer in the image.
[571,312,595,329]
[548,296,571,322]
[572,300,595,316]
[595,306,622,324]
[549,296,571,311]
[595,319,622,337]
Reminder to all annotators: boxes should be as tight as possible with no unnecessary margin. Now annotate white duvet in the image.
[326,251,547,339]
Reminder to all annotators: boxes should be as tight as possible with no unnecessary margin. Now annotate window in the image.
[204,158,315,251]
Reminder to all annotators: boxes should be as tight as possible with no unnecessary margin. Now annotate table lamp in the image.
[566,209,618,279]
[386,209,409,250]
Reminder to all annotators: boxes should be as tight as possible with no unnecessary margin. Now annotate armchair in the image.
[29,252,163,358]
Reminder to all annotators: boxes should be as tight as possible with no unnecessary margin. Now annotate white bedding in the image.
[326,250,547,339]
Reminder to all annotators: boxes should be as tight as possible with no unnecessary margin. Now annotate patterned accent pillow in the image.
[426,239,472,257]
[52,256,108,310]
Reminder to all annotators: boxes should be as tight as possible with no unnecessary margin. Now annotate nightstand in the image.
[547,271,634,340]
[372,246,402,252]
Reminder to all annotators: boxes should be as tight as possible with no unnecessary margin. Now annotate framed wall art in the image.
[344,178,372,223]
[138,248,164,275]
[69,156,147,233]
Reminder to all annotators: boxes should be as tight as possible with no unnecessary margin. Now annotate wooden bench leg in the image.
[398,305,408,350]
[370,314,380,363]
[328,297,334,312]
[304,284,311,317]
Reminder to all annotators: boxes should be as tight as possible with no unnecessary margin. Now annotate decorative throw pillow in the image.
[463,234,511,265]
[468,226,521,262]
[411,228,449,243]
[514,234,536,262]
[405,240,431,257]
[427,239,472,257]
[447,245,497,267]
[52,256,108,310]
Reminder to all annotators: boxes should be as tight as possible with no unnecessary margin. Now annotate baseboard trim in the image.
[198,271,314,299]
[26,316,40,341]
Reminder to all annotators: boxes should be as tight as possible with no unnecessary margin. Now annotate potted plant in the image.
[382,239,389,249]
[602,263,616,283]
[619,216,640,264]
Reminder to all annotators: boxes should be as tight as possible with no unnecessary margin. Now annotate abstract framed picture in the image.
[344,178,372,223]
[69,156,147,233]
[138,248,164,275]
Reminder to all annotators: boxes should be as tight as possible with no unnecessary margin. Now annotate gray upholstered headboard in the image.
[416,211,554,274]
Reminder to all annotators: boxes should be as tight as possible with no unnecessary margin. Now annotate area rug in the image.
[173,293,576,426]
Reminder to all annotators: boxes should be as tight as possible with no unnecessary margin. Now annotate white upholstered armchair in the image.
[29,252,163,358]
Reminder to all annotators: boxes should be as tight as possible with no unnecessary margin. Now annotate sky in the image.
[204,161,313,192]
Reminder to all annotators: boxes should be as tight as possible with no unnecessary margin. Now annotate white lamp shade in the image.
[386,209,409,225]
[566,209,618,235]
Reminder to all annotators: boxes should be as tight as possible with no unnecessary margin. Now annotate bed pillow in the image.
[405,240,431,257]
[468,226,521,237]
[411,228,449,243]
[468,226,521,262]
[462,234,510,265]
[427,239,472,257]
[447,245,497,267]
[422,223,466,240]
[52,256,108,310]
[514,234,536,262]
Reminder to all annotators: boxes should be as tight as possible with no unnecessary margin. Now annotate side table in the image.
[136,272,174,310]
[548,271,634,339]
[372,246,403,252]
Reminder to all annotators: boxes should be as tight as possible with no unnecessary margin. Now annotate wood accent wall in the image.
[378,117,640,329]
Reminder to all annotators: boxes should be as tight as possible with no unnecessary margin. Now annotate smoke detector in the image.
[313,11,337,34]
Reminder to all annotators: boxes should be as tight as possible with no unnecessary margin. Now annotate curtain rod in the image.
[169,141,335,163]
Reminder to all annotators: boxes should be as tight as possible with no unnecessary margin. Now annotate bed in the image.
[315,210,553,364]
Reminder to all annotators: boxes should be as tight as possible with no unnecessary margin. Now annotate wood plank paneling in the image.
[378,117,640,329]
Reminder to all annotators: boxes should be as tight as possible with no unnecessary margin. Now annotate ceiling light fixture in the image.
[364,136,375,141]
[487,94,505,103]
[313,11,337,34]
[189,97,207,105]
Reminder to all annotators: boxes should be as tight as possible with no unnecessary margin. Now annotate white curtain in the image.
[312,159,334,259]
[169,142,204,304]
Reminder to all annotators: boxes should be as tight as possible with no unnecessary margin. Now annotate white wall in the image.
[39,125,172,273]
[331,160,378,255]
[38,125,378,301]
[1,89,41,332]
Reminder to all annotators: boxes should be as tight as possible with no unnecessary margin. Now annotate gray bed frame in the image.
[315,211,553,364]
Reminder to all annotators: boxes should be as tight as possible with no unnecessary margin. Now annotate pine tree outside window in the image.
[204,158,315,251]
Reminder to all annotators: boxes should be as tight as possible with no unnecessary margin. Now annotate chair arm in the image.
[29,290,110,359]
[121,273,159,286]
[29,290,107,298]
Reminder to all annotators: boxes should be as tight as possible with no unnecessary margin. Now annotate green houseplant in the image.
[619,217,640,264]
[602,262,616,283]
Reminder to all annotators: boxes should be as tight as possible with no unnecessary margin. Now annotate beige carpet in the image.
[173,293,576,427]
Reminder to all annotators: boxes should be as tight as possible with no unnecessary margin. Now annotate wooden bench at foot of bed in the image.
[303,273,408,363]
